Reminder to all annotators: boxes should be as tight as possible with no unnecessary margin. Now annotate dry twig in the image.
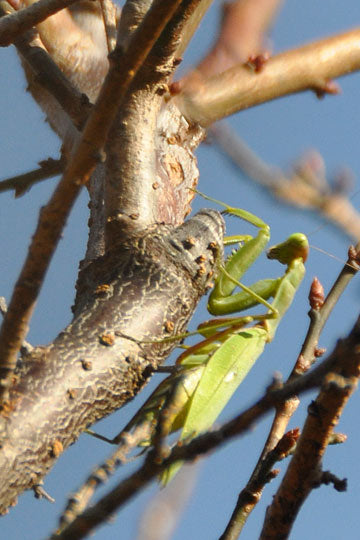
[0,157,64,196]
[211,123,360,241]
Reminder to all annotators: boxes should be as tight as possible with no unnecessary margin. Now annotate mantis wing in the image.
[181,327,267,439]
[161,328,267,484]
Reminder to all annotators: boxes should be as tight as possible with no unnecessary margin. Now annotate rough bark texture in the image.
[0,0,223,515]
[0,209,224,513]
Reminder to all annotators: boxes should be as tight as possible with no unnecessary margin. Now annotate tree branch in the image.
[104,0,208,245]
[259,247,360,538]
[0,0,191,397]
[175,28,360,125]
[0,207,224,514]
[0,1,91,132]
[0,0,78,46]
[210,123,360,242]
[179,0,283,84]
[0,157,63,196]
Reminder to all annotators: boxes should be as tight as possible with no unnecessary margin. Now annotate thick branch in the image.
[0,0,189,395]
[104,0,207,245]
[0,209,224,514]
[176,28,360,125]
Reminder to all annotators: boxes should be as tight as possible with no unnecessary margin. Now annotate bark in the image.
[0,0,219,513]
[0,208,224,513]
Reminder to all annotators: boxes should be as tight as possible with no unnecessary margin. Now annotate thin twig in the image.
[259,376,353,538]
[219,243,360,539]
[259,246,360,539]
[57,424,152,532]
[0,0,188,400]
[0,157,64,196]
[175,28,360,125]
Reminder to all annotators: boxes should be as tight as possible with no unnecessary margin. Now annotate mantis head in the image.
[267,233,309,265]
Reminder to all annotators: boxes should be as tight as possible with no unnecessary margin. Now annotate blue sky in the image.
[1,1,360,539]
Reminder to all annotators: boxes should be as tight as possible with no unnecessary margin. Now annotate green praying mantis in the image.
[89,193,309,484]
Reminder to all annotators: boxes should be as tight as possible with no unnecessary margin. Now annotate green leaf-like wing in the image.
[181,327,267,440]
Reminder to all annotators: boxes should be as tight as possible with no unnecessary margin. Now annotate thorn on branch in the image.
[267,468,280,482]
[0,297,7,317]
[314,347,326,358]
[328,432,347,445]
[266,372,283,393]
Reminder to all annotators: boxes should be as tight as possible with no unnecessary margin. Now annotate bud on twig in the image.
[309,277,324,310]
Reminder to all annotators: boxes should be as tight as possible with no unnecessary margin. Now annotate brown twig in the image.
[0,157,64,196]
[259,245,360,538]
[0,0,190,400]
[0,0,78,46]
[176,28,360,125]
[219,244,360,539]
[50,313,360,540]
[211,123,360,241]
[259,372,353,539]
[99,0,118,53]
[58,424,152,532]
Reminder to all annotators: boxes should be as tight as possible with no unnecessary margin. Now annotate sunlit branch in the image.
[0,0,188,400]
[0,0,77,46]
[176,29,360,125]
[0,1,91,131]
[180,0,284,82]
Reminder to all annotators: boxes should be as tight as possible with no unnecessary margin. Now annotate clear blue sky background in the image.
[1,1,360,539]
